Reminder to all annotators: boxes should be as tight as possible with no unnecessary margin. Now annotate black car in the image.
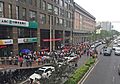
[103,47,112,56]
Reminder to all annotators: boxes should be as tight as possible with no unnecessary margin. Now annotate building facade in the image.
[97,21,112,31]
[0,0,74,57]
[73,2,96,44]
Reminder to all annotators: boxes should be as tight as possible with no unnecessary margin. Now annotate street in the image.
[82,47,120,84]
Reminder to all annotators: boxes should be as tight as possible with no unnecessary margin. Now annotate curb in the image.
[77,58,98,84]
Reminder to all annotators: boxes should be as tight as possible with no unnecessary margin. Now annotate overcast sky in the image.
[74,0,120,32]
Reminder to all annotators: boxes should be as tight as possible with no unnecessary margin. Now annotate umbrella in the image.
[20,49,31,54]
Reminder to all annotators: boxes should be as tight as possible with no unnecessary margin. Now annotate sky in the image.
[74,0,120,32]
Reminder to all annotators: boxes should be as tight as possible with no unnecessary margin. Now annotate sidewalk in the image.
[0,62,47,71]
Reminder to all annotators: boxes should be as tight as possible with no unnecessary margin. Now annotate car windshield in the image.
[35,70,44,74]
[69,55,74,57]
[116,49,120,51]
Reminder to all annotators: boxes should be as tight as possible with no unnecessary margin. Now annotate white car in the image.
[29,73,41,81]
[29,66,55,81]
[64,53,78,63]
[112,44,118,50]
[115,47,120,55]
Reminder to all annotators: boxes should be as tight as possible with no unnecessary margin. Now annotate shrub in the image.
[64,58,95,84]
[64,65,89,84]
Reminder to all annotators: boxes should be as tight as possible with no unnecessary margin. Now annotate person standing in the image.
[18,56,23,67]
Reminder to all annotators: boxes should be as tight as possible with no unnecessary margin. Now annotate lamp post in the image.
[50,16,52,52]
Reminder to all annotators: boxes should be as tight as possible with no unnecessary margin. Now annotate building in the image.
[97,21,112,31]
[0,0,74,57]
[73,2,96,44]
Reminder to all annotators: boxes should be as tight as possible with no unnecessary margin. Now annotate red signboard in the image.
[0,45,7,49]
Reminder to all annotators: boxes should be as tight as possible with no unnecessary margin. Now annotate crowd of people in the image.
[0,42,98,68]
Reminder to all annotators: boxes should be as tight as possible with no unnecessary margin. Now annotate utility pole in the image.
[50,16,52,52]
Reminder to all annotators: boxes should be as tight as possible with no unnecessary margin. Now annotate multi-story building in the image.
[0,0,74,57]
[73,2,96,44]
[97,21,112,31]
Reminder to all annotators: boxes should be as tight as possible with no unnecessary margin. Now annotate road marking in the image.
[114,66,116,70]
[112,76,115,83]
[80,59,100,84]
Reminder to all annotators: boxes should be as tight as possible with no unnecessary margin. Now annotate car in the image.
[57,59,67,67]
[43,65,55,72]
[112,44,118,50]
[64,53,79,63]
[29,66,55,81]
[103,48,112,56]
[114,47,120,55]
[118,64,120,75]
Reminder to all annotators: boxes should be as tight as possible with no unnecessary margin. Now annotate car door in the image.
[45,68,52,78]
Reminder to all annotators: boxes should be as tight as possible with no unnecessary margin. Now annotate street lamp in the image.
[50,16,52,52]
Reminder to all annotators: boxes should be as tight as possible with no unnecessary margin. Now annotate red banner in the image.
[0,45,7,49]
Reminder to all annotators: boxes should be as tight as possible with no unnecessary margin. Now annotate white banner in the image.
[0,18,29,27]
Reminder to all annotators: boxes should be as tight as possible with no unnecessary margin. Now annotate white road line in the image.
[81,59,100,84]
[114,66,116,70]
[112,76,115,83]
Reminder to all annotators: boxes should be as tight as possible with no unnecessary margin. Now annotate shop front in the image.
[0,18,38,57]
[0,39,13,57]
[18,38,37,52]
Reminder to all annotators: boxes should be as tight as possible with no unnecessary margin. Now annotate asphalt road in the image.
[82,46,120,84]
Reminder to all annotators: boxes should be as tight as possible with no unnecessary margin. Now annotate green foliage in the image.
[85,58,95,67]
[64,58,95,84]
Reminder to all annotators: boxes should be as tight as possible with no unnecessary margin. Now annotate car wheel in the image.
[118,72,120,75]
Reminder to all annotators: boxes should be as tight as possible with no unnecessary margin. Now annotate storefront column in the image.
[70,31,73,45]
[37,11,40,51]
[53,30,55,50]
[63,31,65,45]
[37,28,40,51]
[12,27,18,57]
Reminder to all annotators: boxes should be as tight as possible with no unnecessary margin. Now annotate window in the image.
[64,2,68,9]
[54,6,59,15]
[68,12,71,19]
[69,4,72,11]
[16,6,19,19]
[18,0,27,3]
[67,0,72,3]
[59,0,63,7]
[54,0,59,4]
[47,3,53,13]
[18,28,37,38]
[56,17,59,25]
[54,17,56,25]
[39,13,46,24]
[59,18,63,25]
[34,0,37,6]
[0,2,4,17]
[64,20,66,27]
[60,8,64,16]
[29,0,32,5]
[22,8,26,20]
[29,10,36,21]
[66,20,68,27]
[8,4,12,18]
[0,26,12,39]
[39,0,41,8]
[42,1,46,10]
